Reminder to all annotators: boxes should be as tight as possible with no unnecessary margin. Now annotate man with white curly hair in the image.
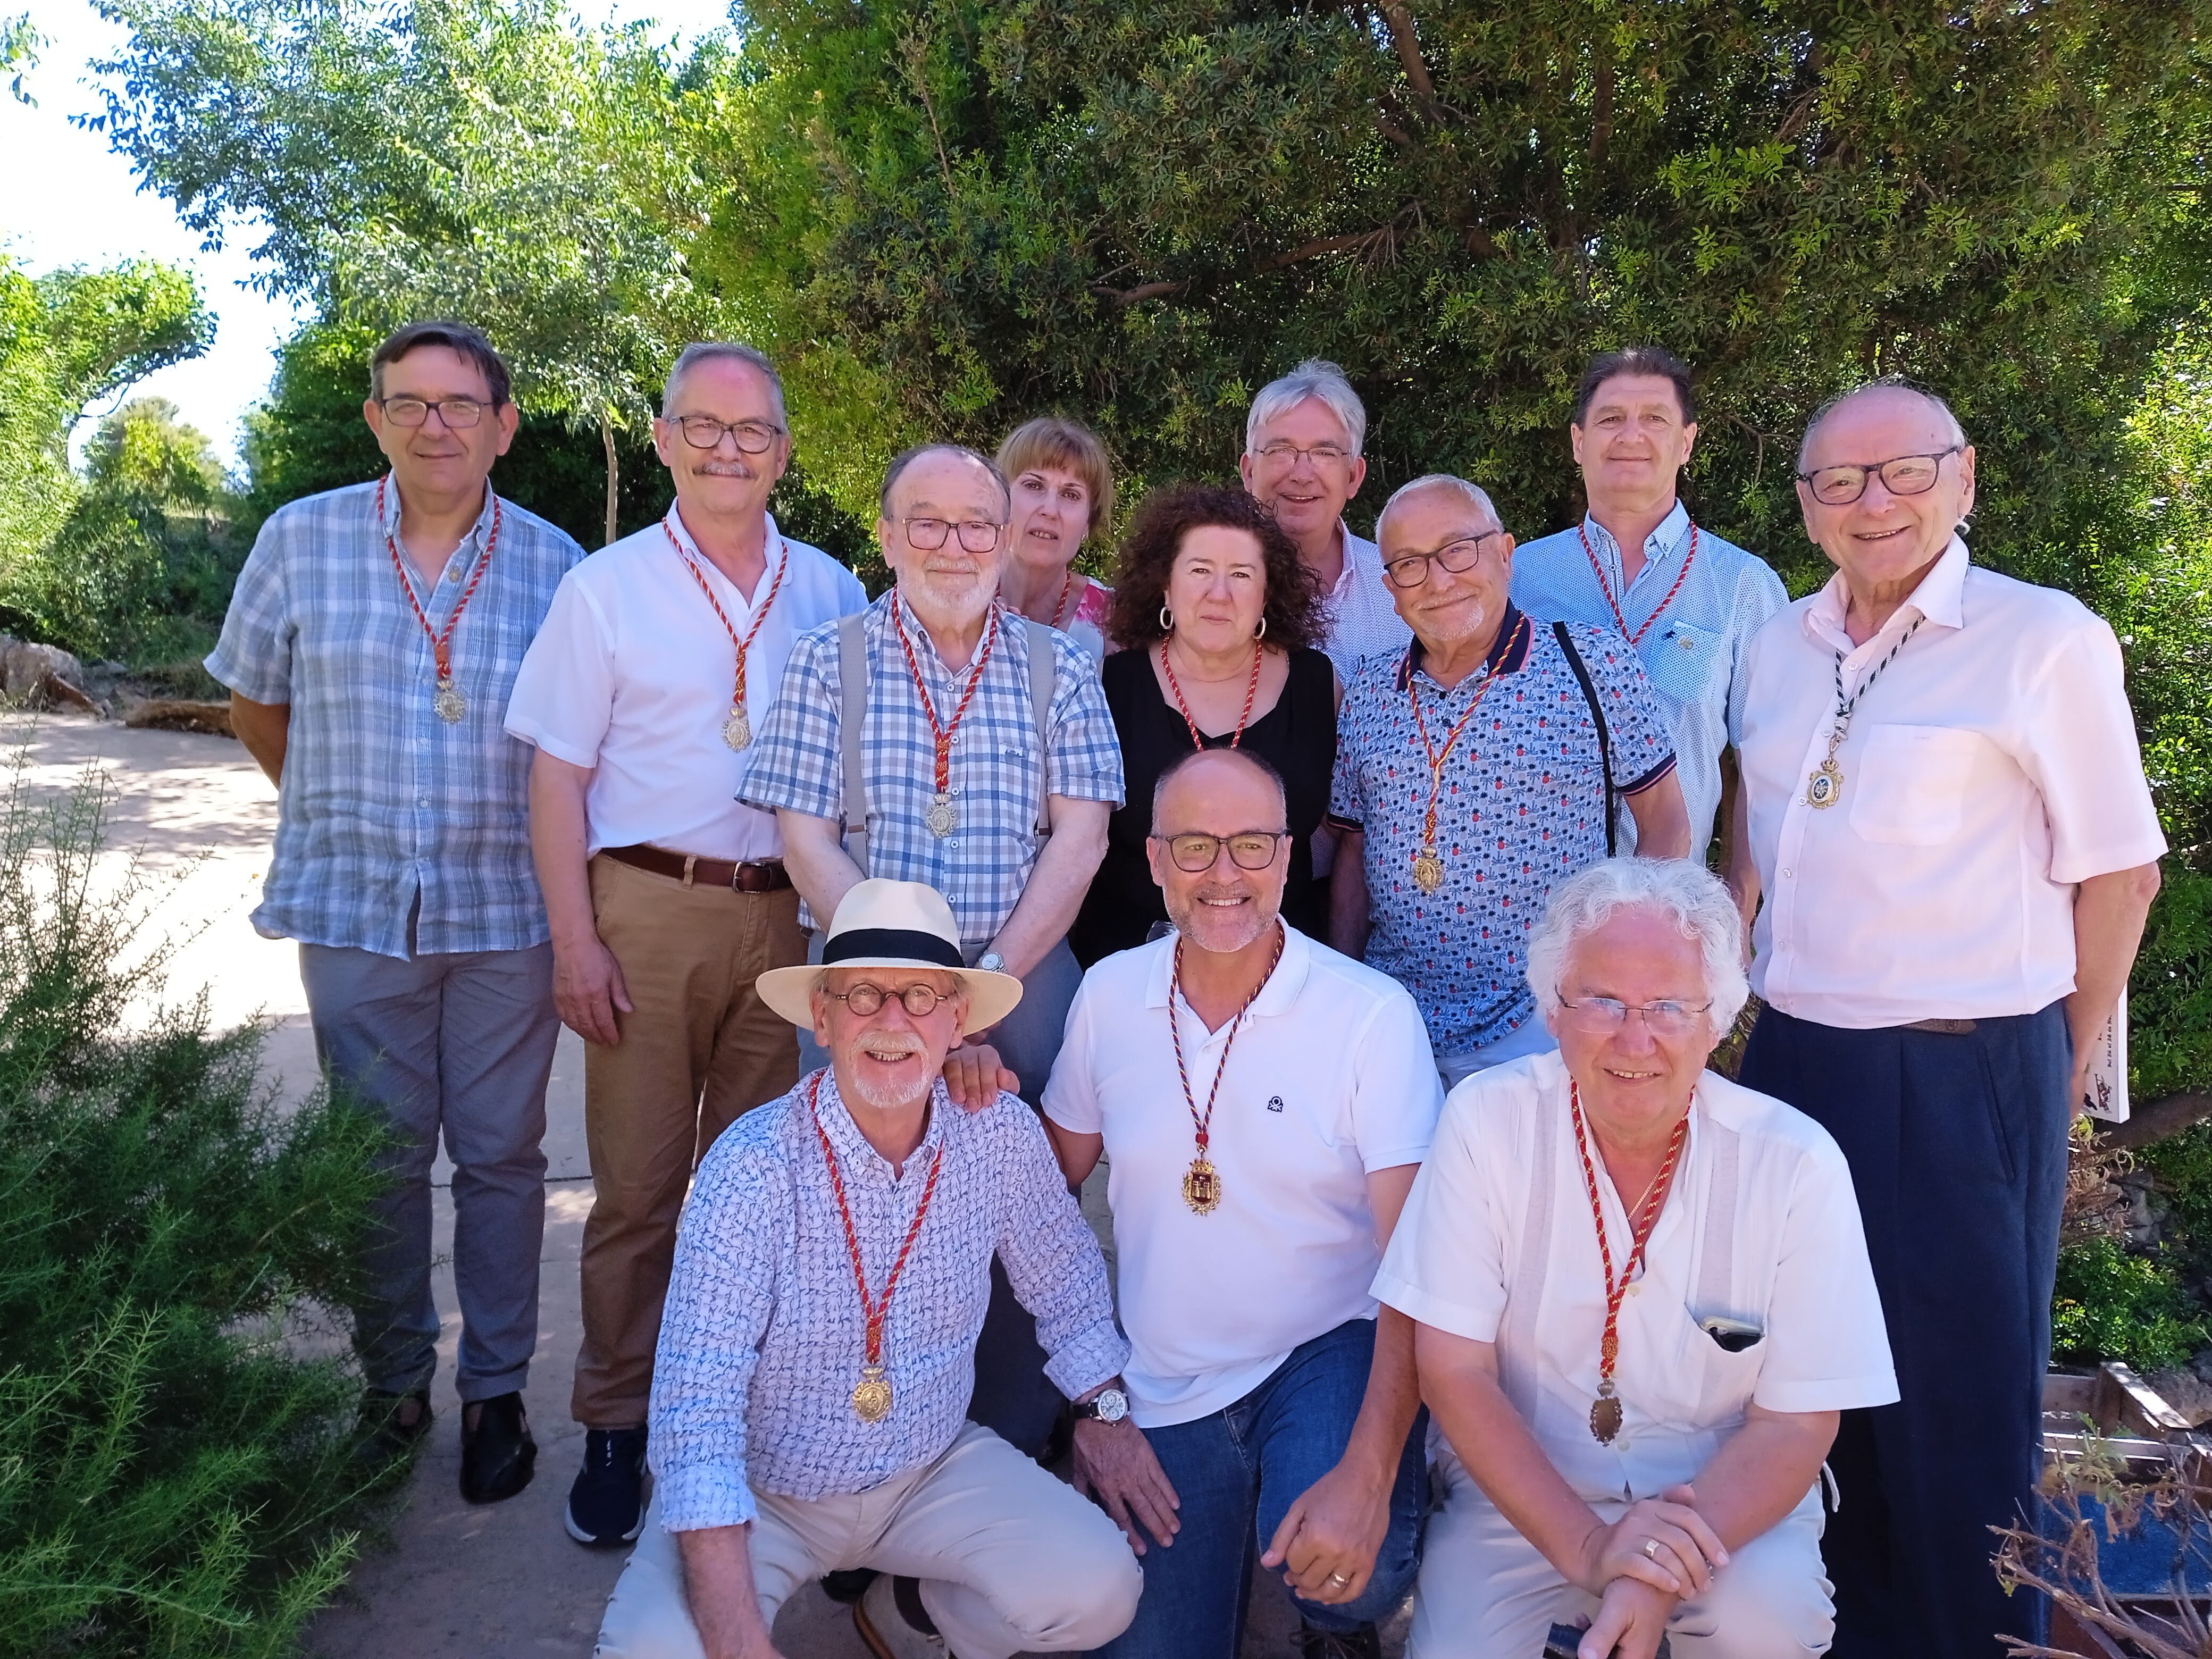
[1375,858,1897,1659]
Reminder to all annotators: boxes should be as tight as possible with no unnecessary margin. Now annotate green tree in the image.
[3,10,39,102]
[94,0,741,545]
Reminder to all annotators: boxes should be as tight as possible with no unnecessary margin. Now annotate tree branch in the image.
[1375,0,1445,121]
[2094,1093,2212,1152]
[899,28,959,210]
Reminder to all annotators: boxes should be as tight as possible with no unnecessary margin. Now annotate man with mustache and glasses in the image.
[592,879,1141,1659]
[1042,748,1440,1659]
[506,343,868,1547]
[1328,475,1691,1090]
[743,443,1124,1466]
[208,319,583,1508]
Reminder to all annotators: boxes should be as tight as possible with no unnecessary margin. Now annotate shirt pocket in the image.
[1847,723,1984,847]
[1642,619,1724,710]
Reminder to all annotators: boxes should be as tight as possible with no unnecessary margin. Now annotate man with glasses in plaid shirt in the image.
[743,441,1124,1469]
[208,320,584,1509]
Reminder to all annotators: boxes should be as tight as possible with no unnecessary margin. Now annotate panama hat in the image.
[757,878,1024,1035]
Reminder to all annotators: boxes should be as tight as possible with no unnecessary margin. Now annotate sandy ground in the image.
[3,710,1400,1659]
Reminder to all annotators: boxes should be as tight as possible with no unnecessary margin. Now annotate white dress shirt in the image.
[1043,925,1442,1427]
[1738,535,2166,1028]
[1319,523,1413,683]
[504,508,867,862]
[1373,1051,1898,1504]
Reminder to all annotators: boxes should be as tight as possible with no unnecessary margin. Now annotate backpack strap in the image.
[1552,619,1619,858]
[837,611,871,877]
[1025,618,1055,837]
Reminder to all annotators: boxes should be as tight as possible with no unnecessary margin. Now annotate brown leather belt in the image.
[604,843,792,893]
[1903,1017,1978,1035]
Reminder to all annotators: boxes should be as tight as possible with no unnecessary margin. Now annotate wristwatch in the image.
[1074,1386,1130,1424]
[977,950,1008,974]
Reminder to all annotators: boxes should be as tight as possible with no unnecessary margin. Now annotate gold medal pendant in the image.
[1589,1384,1623,1445]
[1412,848,1446,893]
[1182,1155,1222,1215]
[433,678,467,724]
[852,1363,893,1423]
[925,792,957,837]
[722,706,752,751]
[1804,758,1842,809]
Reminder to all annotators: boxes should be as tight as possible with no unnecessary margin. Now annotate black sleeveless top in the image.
[1071,645,1338,967]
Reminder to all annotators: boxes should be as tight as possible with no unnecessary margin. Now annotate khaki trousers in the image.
[572,853,805,1427]
[594,1423,1142,1659]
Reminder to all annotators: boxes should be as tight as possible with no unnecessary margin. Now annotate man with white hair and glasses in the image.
[1730,379,2165,1658]
[1375,857,1897,1659]
[508,341,868,1546]
[1329,473,1691,1087]
[1240,358,1411,680]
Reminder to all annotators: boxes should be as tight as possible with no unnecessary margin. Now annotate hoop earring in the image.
[1159,606,1174,633]
[1254,615,1267,640]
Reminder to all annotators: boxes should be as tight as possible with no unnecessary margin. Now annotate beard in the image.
[846,1033,934,1111]
[1164,885,1280,956]
[901,564,996,626]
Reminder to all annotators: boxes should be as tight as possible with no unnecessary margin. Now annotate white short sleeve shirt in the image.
[1738,536,2166,1027]
[1373,1051,1897,1502]
[1043,925,1442,1427]
[1320,524,1414,684]
[504,508,867,862]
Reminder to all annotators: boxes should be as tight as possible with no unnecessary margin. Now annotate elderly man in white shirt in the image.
[506,341,868,1547]
[1732,378,2166,1659]
[1239,359,1411,681]
[1044,747,1440,1659]
[1376,857,1897,1659]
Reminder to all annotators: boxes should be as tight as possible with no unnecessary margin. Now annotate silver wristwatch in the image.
[1075,1386,1130,1424]
[977,950,1008,974]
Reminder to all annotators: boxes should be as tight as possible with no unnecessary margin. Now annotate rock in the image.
[2147,1365,2212,1427]
[122,698,234,738]
[2,640,88,701]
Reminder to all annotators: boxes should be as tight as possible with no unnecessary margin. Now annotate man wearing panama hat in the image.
[593,879,1141,1659]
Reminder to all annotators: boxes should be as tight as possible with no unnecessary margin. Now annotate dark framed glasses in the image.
[823,981,951,1018]
[378,395,492,429]
[1383,532,1505,589]
[899,517,1004,554]
[1796,447,1963,506]
[673,414,785,454]
[1154,831,1287,873]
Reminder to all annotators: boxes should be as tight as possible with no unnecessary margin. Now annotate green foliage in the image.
[0,759,393,1654]
[3,11,40,102]
[2052,1238,2210,1374]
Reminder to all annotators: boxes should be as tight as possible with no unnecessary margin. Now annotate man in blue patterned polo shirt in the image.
[1512,346,1787,887]
[208,320,583,1505]
[1328,474,1691,1090]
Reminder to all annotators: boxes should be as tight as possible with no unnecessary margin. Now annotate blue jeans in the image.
[1097,1317,1427,1658]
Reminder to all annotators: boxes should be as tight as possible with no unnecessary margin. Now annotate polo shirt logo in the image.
[1266,1095,1285,1113]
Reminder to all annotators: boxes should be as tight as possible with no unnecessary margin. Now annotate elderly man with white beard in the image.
[742,442,1125,1468]
[1375,858,1897,1659]
[1044,747,1441,1659]
[591,878,1140,1659]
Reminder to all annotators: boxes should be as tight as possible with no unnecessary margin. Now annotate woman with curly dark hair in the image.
[1070,484,1339,965]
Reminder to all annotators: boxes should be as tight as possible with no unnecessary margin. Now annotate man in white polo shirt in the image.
[506,341,867,1549]
[1733,378,2165,1658]
[1043,747,1440,1659]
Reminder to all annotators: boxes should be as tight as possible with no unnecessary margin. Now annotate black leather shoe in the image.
[1296,1620,1382,1659]
[355,1387,433,1463]
[565,1426,649,1546]
[459,1392,537,1504]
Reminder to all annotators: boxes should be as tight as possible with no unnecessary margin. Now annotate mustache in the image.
[856,1035,926,1060]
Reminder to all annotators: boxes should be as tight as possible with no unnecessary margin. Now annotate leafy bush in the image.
[0,759,393,1656]
[2051,1238,2210,1376]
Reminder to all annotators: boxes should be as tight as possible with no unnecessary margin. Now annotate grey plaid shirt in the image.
[741,590,1125,951]
[649,1069,1127,1530]
[205,475,584,957]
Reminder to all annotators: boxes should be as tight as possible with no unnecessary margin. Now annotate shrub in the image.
[0,756,393,1656]
[2051,1238,2210,1376]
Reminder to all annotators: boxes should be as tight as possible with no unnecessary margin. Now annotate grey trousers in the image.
[299,938,560,1402]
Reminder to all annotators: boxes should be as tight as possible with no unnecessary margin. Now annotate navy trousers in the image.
[1738,1002,2071,1659]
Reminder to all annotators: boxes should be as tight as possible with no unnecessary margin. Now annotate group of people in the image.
[208,317,2167,1659]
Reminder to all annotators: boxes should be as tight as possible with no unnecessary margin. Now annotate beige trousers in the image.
[572,854,805,1427]
[1410,1445,1835,1658]
[593,1423,1142,1659]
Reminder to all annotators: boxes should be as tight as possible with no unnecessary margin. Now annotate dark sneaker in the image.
[355,1387,433,1462]
[819,1568,879,1605]
[459,1391,537,1504]
[565,1426,649,1546]
[1296,1620,1382,1659]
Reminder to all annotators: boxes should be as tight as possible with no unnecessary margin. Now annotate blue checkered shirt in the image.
[1512,502,1786,859]
[649,1069,1128,1530]
[741,590,1125,951]
[204,476,583,957]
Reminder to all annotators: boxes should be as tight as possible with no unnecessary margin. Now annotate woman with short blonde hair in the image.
[995,416,1117,660]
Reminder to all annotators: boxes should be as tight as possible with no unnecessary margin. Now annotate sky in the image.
[1,0,732,471]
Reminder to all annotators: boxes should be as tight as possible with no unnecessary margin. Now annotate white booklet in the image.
[2082,990,2129,1123]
